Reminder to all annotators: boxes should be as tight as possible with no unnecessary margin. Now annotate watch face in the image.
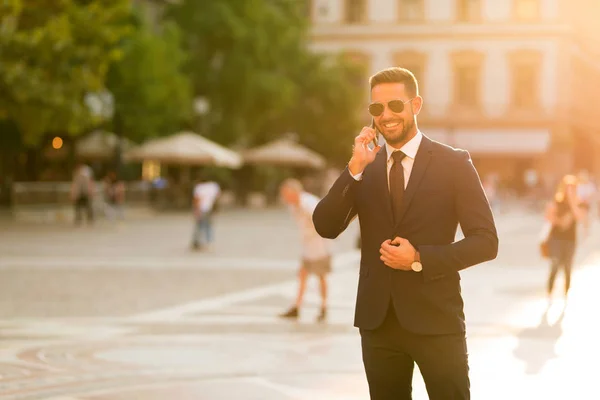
[411,262,423,272]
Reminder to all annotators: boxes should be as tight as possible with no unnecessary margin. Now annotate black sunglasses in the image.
[368,98,415,117]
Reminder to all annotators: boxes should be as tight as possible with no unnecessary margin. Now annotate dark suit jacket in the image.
[313,135,498,334]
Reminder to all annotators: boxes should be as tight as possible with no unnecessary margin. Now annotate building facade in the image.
[308,0,600,193]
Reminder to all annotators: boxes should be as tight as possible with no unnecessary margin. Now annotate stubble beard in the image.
[382,118,415,147]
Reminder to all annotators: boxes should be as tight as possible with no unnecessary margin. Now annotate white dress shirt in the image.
[351,130,423,190]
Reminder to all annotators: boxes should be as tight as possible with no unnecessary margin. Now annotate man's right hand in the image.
[348,126,381,175]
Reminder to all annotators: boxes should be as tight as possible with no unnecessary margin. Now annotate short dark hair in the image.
[369,67,419,97]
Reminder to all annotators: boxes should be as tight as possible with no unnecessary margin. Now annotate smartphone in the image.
[370,119,378,148]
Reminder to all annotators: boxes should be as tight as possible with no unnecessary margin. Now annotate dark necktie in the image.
[390,151,406,223]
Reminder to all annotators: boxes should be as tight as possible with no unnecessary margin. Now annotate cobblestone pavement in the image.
[1,208,598,399]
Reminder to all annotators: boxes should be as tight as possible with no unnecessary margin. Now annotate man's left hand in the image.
[380,237,416,270]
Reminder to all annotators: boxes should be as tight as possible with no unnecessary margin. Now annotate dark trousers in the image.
[360,303,470,400]
[547,238,576,295]
[74,196,93,225]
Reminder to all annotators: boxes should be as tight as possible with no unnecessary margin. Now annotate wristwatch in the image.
[411,251,423,272]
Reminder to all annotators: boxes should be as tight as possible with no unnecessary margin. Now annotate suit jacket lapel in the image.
[370,146,394,224]
[394,135,433,228]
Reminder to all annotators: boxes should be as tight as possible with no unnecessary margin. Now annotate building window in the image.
[310,0,331,21]
[452,51,484,109]
[456,66,479,106]
[344,0,366,24]
[317,3,330,18]
[509,51,542,110]
[514,0,539,21]
[398,0,424,22]
[393,51,427,95]
[457,0,481,22]
[512,64,538,108]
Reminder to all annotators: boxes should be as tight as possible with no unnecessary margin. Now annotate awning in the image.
[424,129,550,155]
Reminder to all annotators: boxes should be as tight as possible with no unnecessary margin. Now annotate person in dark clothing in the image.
[312,67,498,400]
[545,174,583,299]
[70,162,95,226]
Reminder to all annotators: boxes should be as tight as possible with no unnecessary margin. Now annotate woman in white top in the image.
[279,178,331,322]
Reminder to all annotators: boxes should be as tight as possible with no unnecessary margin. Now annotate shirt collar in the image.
[385,130,423,163]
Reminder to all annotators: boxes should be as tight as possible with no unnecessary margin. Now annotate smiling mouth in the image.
[384,122,401,128]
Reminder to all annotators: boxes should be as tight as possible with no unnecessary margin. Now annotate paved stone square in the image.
[0,207,598,399]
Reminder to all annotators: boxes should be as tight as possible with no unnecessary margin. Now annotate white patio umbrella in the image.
[242,137,326,169]
[123,131,242,168]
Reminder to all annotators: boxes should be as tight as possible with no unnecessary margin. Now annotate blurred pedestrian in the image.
[544,174,583,299]
[70,162,95,226]
[104,171,125,223]
[191,177,221,250]
[279,178,330,323]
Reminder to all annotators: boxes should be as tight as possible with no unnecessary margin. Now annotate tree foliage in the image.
[0,0,132,145]
[0,0,364,167]
[165,0,306,146]
[285,53,366,165]
[106,7,192,142]
[165,0,364,165]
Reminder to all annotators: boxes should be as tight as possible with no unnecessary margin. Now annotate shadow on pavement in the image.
[512,302,566,375]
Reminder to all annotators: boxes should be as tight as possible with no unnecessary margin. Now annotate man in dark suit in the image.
[312,67,498,400]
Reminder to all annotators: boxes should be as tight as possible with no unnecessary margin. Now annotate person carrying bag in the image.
[543,175,583,299]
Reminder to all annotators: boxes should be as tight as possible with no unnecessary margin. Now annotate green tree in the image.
[106,6,192,143]
[164,0,364,164]
[165,0,308,146]
[281,53,366,166]
[0,0,133,145]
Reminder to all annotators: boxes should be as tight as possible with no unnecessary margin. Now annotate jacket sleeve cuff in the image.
[349,170,363,181]
[419,245,449,282]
